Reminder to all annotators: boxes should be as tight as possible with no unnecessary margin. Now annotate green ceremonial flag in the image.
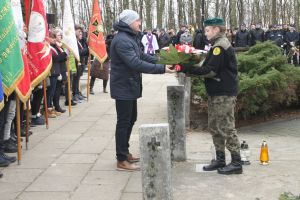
[0,0,24,96]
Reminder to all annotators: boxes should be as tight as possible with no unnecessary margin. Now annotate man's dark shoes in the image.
[65,100,77,106]
[0,156,10,167]
[217,153,243,175]
[31,116,45,126]
[203,159,226,171]
[79,92,87,99]
[4,139,17,153]
[203,150,226,171]
[56,107,66,113]
[217,163,243,175]
[0,153,16,163]
[0,171,3,178]
[21,130,33,137]
[90,89,95,95]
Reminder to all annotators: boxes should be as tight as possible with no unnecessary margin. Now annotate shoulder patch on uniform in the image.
[213,47,221,55]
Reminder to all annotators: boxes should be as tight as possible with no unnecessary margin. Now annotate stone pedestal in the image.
[177,73,191,129]
[184,77,191,129]
[167,86,186,161]
[139,124,172,200]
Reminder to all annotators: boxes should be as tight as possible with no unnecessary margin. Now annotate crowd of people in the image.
[0,24,113,178]
[138,22,300,65]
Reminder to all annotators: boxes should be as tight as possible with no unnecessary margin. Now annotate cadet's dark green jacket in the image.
[184,35,238,96]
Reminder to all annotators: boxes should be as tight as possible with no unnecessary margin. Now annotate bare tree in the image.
[237,0,244,24]
[271,0,277,24]
[157,0,165,28]
[145,0,152,28]
[229,0,237,28]
[168,0,176,29]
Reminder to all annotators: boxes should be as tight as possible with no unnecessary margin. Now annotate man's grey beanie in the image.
[118,10,139,25]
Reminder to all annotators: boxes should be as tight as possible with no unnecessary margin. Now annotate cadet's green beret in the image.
[204,18,225,27]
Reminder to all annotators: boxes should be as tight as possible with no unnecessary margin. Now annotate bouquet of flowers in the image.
[157,44,207,67]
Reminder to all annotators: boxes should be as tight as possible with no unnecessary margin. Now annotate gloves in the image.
[57,74,62,81]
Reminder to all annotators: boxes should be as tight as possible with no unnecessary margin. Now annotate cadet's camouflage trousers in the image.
[208,96,240,155]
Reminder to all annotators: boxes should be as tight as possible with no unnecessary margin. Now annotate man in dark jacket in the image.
[176,25,186,44]
[158,28,171,48]
[250,23,264,46]
[286,25,299,65]
[193,29,208,50]
[267,25,284,47]
[235,23,250,47]
[110,9,175,171]
[73,26,89,102]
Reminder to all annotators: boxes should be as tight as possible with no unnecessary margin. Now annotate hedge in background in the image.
[191,41,300,120]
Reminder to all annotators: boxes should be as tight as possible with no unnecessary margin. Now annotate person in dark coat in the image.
[176,25,186,44]
[47,29,68,117]
[250,23,264,46]
[193,29,208,50]
[110,9,175,171]
[286,25,299,65]
[267,25,284,47]
[168,29,177,45]
[73,26,89,102]
[235,23,250,47]
[158,28,171,48]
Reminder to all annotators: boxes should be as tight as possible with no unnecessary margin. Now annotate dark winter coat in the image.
[250,28,264,46]
[235,30,250,47]
[158,33,171,48]
[193,30,208,50]
[50,44,67,77]
[286,31,299,45]
[77,38,89,65]
[267,30,284,46]
[110,21,165,100]
[182,35,238,97]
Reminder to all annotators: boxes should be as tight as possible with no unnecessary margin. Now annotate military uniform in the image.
[179,18,242,175]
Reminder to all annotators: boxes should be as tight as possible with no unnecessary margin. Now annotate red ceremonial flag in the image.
[11,0,32,103]
[16,49,31,102]
[27,0,52,88]
[88,0,107,64]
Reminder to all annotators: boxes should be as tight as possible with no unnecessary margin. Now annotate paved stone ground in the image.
[0,74,299,200]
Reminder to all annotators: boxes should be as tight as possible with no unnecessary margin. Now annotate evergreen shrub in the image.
[191,41,300,119]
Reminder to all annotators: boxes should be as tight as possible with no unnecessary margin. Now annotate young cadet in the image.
[177,18,243,175]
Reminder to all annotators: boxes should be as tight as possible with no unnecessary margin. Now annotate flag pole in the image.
[43,79,49,129]
[67,59,72,116]
[16,96,22,165]
[87,54,91,101]
[25,100,30,149]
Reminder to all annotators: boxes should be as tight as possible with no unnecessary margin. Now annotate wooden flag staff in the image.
[67,59,72,116]
[25,101,30,149]
[43,79,49,129]
[16,96,22,165]
[87,54,92,101]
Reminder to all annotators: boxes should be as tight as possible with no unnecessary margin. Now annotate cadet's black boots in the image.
[218,153,243,175]
[203,151,226,171]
